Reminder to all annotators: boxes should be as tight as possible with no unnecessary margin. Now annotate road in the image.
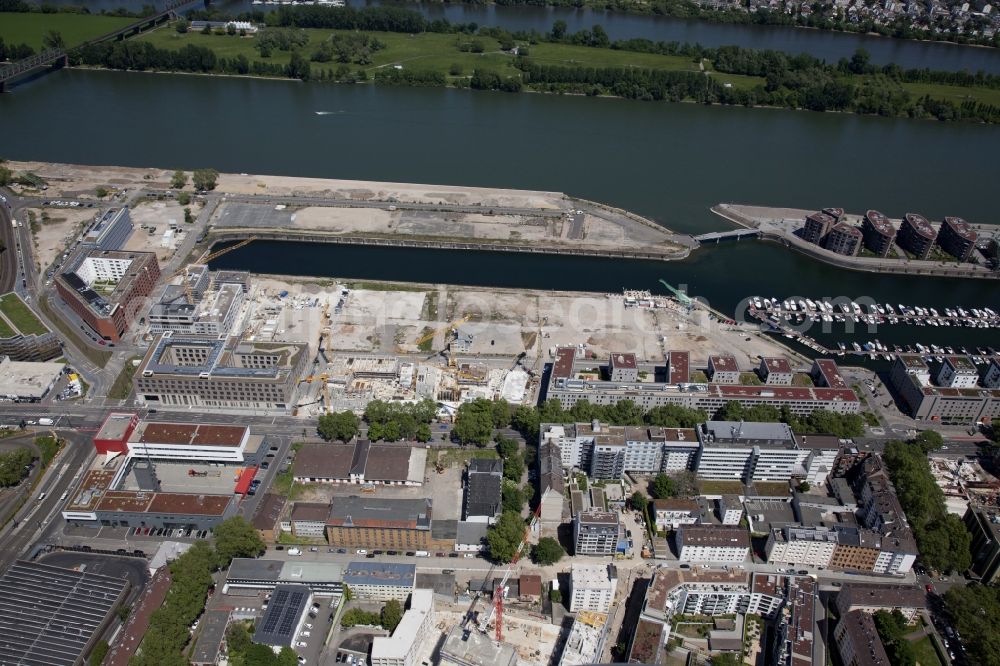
[0,430,96,572]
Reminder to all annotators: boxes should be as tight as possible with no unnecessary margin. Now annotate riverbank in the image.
[63,17,1000,123]
[8,161,692,259]
[713,203,1000,280]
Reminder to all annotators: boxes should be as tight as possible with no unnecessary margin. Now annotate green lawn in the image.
[0,293,48,336]
[697,479,745,495]
[0,315,15,338]
[0,13,135,51]
[903,81,1000,107]
[910,635,944,666]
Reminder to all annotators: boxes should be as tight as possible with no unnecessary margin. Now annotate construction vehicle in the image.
[188,469,208,477]
[658,279,695,310]
[197,236,256,264]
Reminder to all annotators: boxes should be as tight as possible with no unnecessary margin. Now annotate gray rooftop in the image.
[253,584,311,647]
[456,520,489,546]
[699,421,797,447]
[0,560,130,666]
[327,496,432,530]
[343,562,415,588]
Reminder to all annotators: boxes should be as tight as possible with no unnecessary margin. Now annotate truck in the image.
[38,418,54,426]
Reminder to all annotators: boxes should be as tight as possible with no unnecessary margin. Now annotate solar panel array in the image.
[0,560,129,666]
[253,584,310,647]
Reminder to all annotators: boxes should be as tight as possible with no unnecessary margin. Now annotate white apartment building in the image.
[652,499,700,531]
[75,255,133,284]
[937,356,980,388]
[676,526,750,563]
[569,564,618,612]
[371,589,434,666]
[694,443,755,480]
[717,496,744,525]
[766,526,838,568]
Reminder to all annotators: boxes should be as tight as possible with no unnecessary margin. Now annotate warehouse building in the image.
[224,559,343,596]
[134,332,308,413]
[0,560,130,666]
[293,440,426,486]
[326,497,438,550]
[55,249,160,342]
[0,356,65,401]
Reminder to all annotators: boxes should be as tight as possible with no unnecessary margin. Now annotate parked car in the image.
[356,549,367,555]
[288,548,302,556]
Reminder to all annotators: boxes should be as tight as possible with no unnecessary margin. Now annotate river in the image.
[37,0,1000,72]
[2,68,999,350]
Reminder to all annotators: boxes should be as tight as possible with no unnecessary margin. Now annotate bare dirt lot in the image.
[28,207,93,274]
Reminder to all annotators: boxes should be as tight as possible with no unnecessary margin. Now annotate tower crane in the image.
[475,505,542,639]
[414,314,470,348]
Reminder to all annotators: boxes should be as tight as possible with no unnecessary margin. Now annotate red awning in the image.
[234,466,258,495]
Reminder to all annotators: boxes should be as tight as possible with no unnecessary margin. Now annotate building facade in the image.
[676,526,750,563]
[371,589,433,666]
[896,213,937,259]
[569,564,617,612]
[325,497,436,551]
[823,223,863,257]
[860,210,896,257]
[573,511,620,555]
[342,562,415,602]
[937,216,977,261]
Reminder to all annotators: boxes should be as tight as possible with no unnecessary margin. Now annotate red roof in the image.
[552,348,577,379]
[669,351,690,385]
[235,466,258,496]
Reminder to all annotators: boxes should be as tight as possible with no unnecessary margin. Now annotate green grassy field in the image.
[0,13,135,50]
[0,293,48,336]
[0,314,16,338]
[910,635,944,666]
[902,81,1000,107]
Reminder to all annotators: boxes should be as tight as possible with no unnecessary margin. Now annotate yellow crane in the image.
[196,236,257,264]
[414,314,470,347]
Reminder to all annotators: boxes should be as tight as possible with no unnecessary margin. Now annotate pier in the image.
[692,229,761,243]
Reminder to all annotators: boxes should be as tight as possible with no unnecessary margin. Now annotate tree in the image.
[797,481,811,492]
[415,423,432,442]
[381,599,403,632]
[212,516,264,567]
[649,473,677,499]
[913,429,944,454]
[192,168,219,192]
[533,536,565,565]
[550,588,562,603]
[89,639,109,665]
[287,50,311,81]
[486,511,525,563]
[171,169,188,189]
[0,447,32,486]
[176,18,189,33]
[873,610,916,666]
[944,585,1000,666]
[42,30,65,50]
[453,399,497,446]
[183,207,195,224]
[710,654,742,666]
[550,20,568,40]
[630,491,648,514]
[502,484,525,513]
[317,411,359,442]
[95,187,109,199]
[177,192,191,206]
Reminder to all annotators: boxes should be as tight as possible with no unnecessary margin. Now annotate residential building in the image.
[835,584,926,624]
[134,332,308,413]
[55,249,160,342]
[937,355,980,388]
[519,574,542,602]
[590,436,626,480]
[609,352,639,382]
[766,525,839,568]
[325,497,436,550]
[148,273,246,337]
[290,503,329,538]
[668,350,690,384]
[938,216,977,261]
[558,611,606,666]
[371,589,434,666]
[823,223,863,257]
[834,610,890,666]
[772,576,816,666]
[293,441,426,486]
[83,207,133,250]
[802,211,836,245]
[860,209,896,257]
[464,458,502,523]
[695,421,808,482]
[964,504,1000,584]
[676,526,750,563]
[984,358,1000,389]
[0,292,60,361]
[759,356,794,385]
[544,422,698,476]
[653,499,700,531]
[569,563,617,612]
[717,495,744,525]
[574,510,620,555]
[889,354,1000,424]
[252,494,286,542]
[546,347,859,416]
[707,354,740,384]
[896,213,937,259]
[343,562,415,602]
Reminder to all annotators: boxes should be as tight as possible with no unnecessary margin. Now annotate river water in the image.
[38,0,1000,71]
[2,68,999,349]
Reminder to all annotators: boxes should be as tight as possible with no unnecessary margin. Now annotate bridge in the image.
[692,228,761,243]
[0,0,200,92]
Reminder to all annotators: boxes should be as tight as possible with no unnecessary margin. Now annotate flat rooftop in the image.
[552,347,577,379]
[709,355,739,372]
[96,412,137,442]
[864,210,894,236]
[679,526,750,548]
[668,350,690,384]
[0,357,63,398]
[254,584,311,647]
[762,356,793,374]
[131,421,248,447]
[228,559,345,584]
[943,216,977,241]
[441,623,518,666]
[95,490,232,516]
[611,352,637,369]
[342,562,415,587]
[903,213,937,239]
[945,355,978,372]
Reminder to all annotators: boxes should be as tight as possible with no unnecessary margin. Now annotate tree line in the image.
[882,438,972,574]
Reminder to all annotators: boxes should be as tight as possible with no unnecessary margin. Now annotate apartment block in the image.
[766,525,839,568]
[835,611,890,666]
[717,495,744,525]
[55,249,160,342]
[834,584,926,624]
[937,355,979,388]
[371,589,433,666]
[676,526,750,563]
[759,356,794,385]
[889,355,1000,424]
[574,510,620,555]
[938,216,977,261]
[896,213,937,259]
[342,562,415,602]
[609,352,638,382]
[823,222,863,257]
[802,211,836,245]
[652,499,700,531]
[707,354,740,384]
[860,209,896,257]
[569,564,617,612]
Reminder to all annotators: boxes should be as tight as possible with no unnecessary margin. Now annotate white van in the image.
[414,551,430,558]
[59,491,68,501]
[37,492,46,501]
[287,548,302,556]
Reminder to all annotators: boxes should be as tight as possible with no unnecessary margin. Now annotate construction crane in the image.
[477,505,542,638]
[658,279,695,310]
[197,236,257,264]
[414,314,470,348]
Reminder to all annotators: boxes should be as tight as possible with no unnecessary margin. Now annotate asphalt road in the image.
[0,430,96,572]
